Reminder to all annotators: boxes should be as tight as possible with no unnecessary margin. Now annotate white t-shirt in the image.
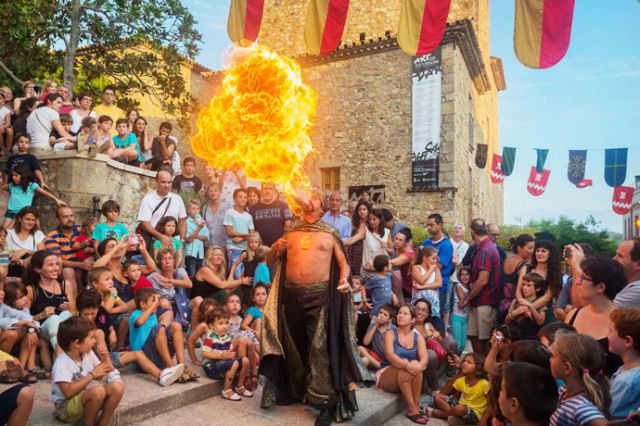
[137,191,186,228]
[26,106,59,149]
[70,109,97,133]
[362,228,390,270]
[51,351,100,409]
[6,229,46,251]
[223,207,254,250]
[0,106,11,124]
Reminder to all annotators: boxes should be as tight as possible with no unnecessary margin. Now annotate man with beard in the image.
[261,191,370,426]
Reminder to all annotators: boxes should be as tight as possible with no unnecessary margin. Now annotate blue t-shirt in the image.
[421,236,454,291]
[92,222,129,242]
[129,310,157,351]
[254,262,271,285]
[113,133,144,163]
[550,386,606,426]
[243,306,263,326]
[7,182,39,212]
[610,365,640,419]
[365,273,393,316]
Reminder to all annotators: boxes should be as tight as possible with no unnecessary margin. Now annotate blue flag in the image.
[567,150,587,185]
[604,148,628,188]
[501,147,516,176]
[536,149,549,173]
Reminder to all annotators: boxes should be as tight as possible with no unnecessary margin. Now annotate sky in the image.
[182,0,639,233]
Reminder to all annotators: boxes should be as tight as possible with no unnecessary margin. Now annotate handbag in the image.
[173,286,191,330]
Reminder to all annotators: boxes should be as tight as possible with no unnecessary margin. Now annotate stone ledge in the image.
[24,151,158,178]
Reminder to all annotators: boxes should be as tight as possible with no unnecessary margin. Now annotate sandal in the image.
[406,413,428,425]
[29,368,50,381]
[184,367,200,380]
[176,372,191,383]
[221,389,242,401]
[235,385,254,397]
[20,372,38,384]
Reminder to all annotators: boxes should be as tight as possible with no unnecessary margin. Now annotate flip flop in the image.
[406,413,428,425]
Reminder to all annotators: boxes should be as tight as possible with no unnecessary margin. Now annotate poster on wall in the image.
[411,47,442,190]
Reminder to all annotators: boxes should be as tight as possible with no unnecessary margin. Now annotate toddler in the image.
[72,217,98,263]
[451,266,471,351]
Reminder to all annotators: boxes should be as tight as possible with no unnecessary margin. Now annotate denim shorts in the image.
[439,283,454,314]
[142,323,175,369]
[203,358,242,380]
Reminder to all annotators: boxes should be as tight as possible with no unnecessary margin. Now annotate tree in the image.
[0,0,202,129]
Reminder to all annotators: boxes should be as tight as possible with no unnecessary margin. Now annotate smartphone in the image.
[495,331,504,342]
[563,247,572,260]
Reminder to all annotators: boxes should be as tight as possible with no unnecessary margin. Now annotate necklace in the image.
[39,282,58,299]
[300,233,311,250]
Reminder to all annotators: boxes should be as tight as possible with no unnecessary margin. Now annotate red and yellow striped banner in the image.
[514,0,575,69]
[398,0,451,57]
[227,0,264,47]
[305,0,350,56]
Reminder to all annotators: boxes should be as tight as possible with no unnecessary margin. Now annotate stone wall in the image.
[0,152,156,232]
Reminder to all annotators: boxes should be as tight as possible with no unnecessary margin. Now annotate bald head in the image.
[328,191,343,214]
[487,223,500,243]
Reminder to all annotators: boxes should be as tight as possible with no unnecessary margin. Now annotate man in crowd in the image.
[249,182,292,248]
[421,213,454,332]
[45,206,92,297]
[460,218,501,355]
[137,166,187,245]
[461,222,506,268]
[613,237,640,307]
[321,191,352,241]
[92,86,122,135]
[381,208,408,240]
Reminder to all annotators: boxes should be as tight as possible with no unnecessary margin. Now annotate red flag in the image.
[398,0,451,56]
[227,0,264,47]
[490,154,505,184]
[527,166,551,196]
[612,186,634,215]
[305,0,350,56]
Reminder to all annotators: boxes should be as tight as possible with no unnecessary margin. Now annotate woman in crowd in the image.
[345,200,371,276]
[12,80,38,115]
[565,255,625,375]
[499,234,534,321]
[37,80,57,103]
[24,250,75,351]
[516,239,562,324]
[126,108,139,132]
[26,94,75,151]
[360,209,392,279]
[6,207,46,278]
[56,86,73,115]
[133,116,153,161]
[390,228,415,304]
[147,248,192,309]
[69,91,95,134]
[189,246,251,329]
[377,304,428,424]
[202,184,227,249]
[246,186,261,209]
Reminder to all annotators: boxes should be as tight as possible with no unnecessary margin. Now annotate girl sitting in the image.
[224,293,259,391]
[187,298,218,366]
[152,216,183,268]
[241,284,267,341]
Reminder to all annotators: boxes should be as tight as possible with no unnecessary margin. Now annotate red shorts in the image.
[366,348,382,363]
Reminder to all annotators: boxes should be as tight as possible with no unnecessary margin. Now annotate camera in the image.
[563,247,572,260]
[495,331,504,342]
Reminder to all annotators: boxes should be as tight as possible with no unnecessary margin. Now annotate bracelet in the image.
[88,372,94,380]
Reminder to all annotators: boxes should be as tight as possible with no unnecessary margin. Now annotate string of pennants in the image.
[227,0,575,69]
[476,145,635,216]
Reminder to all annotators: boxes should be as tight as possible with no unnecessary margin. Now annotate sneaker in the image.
[159,364,184,387]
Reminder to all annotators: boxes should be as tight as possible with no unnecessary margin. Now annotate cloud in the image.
[207,22,226,31]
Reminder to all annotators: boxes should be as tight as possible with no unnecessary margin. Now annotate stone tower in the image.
[256,0,505,226]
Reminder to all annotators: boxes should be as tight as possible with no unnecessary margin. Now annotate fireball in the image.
[191,47,317,214]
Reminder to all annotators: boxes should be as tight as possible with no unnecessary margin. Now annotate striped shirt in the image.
[550,386,606,426]
[201,329,232,367]
[45,225,82,261]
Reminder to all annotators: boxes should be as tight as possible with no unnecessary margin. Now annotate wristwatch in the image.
[28,327,36,334]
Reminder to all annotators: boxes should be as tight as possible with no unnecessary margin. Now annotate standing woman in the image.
[345,201,371,277]
[202,184,228,249]
[515,239,562,324]
[24,250,75,350]
[133,116,153,161]
[26,94,75,152]
[6,207,46,278]
[498,234,534,321]
[377,305,428,424]
[361,209,392,280]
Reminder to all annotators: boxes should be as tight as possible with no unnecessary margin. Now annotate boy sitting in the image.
[51,317,124,425]
[110,118,142,166]
[358,303,395,370]
[609,307,640,420]
[50,113,77,151]
[505,272,546,339]
[129,288,198,382]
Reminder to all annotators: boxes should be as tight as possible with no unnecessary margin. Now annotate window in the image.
[321,167,340,192]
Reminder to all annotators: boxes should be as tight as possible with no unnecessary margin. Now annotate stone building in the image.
[253,0,505,226]
[622,175,640,239]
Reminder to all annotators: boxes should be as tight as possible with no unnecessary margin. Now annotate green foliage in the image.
[410,226,430,246]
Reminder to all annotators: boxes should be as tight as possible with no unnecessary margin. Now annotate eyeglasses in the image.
[577,275,593,284]
[415,307,428,313]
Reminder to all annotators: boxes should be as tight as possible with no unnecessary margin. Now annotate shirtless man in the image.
[261,191,364,426]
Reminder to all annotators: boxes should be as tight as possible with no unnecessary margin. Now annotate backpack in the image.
[173,286,191,330]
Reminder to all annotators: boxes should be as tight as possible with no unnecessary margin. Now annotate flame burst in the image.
[191,47,317,214]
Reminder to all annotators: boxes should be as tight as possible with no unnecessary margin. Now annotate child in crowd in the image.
[451,266,471,352]
[365,255,394,317]
[2,164,66,228]
[129,288,197,382]
[225,293,259,391]
[51,317,124,425]
[224,188,255,279]
[110,118,143,166]
[187,297,218,366]
[184,199,208,278]
[549,333,610,426]
[358,303,395,370]
[0,281,42,381]
[351,275,368,313]
[92,200,129,250]
[0,93,13,150]
[49,113,77,151]
[77,116,97,152]
[172,157,203,197]
[91,115,113,156]
[153,216,183,267]
[608,307,640,420]
[505,272,546,339]
[5,132,47,188]
[76,288,184,388]
[200,305,253,400]
[411,246,442,311]
[89,267,129,351]
[538,322,576,348]
[230,232,260,307]
[72,217,98,263]
[429,353,489,424]
[499,362,558,426]
[253,246,271,286]
[241,284,267,340]
[122,259,153,296]
[0,228,9,270]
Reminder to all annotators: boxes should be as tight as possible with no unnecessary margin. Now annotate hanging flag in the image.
[227,0,264,47]
[535,149,549,173]
[576,179,592,189]
[567,150,587,185]
[501,147,517,176]
[490,154,505,184]
[305,0,350,56]
[398,0,451,56]
[513,0,575,69]
[612,186,634,215]
[527,166,551,196]
[475,143,488,169]
[604,148,628,188]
